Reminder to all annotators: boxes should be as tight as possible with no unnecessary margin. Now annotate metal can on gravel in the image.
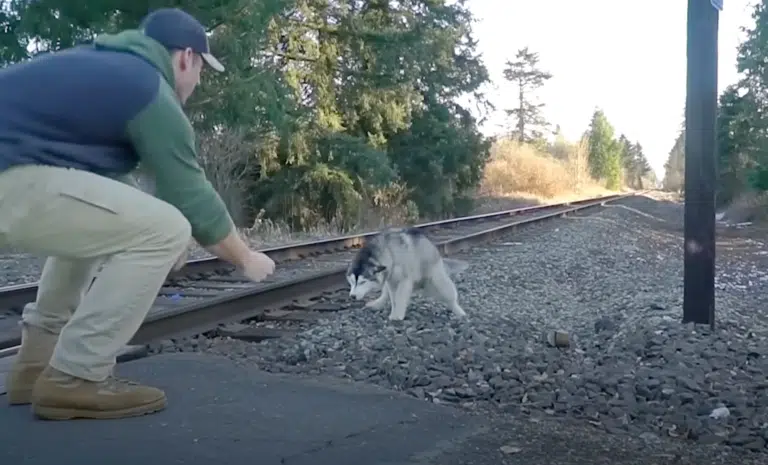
[547,330,570,348]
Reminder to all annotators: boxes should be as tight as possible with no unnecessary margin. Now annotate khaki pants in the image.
[0,165,191,381]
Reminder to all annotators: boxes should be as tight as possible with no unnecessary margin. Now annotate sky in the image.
[465,0,757,179]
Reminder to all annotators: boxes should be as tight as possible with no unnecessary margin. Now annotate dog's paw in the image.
[365,300,388,310]
[443,258,469,276]
[450,309,468,321]
[388,313,406,322]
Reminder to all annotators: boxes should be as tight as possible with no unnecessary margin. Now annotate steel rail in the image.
[0,191,636,360]
[0,193,625,312]
[134,192,635,343]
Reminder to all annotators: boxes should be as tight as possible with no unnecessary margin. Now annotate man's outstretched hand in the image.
[240,251,275,282]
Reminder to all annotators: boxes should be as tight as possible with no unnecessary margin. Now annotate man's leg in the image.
[6,257,102,404]
[7,171,147,405]
[0,164,191,420]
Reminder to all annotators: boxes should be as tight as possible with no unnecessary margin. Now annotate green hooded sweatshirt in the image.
[93,30,233,247]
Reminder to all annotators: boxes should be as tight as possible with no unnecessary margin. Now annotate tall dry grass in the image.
[479,137,613,203]
[719,190,768,224]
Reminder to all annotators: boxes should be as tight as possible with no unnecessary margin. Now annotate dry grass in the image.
[196,127,257,227]
[242,214,359,246]
[478,137,615,209]
[184,219,354,260]
[186,203,406,259]
[230,183,418,249]
[720,190,768,224]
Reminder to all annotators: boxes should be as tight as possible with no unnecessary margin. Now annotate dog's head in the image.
[346,269,384,300]
[346,247,386,300]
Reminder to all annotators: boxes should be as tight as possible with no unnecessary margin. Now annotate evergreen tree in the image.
[711,0,768,204]
[2,0,492,225]
[614,134,653,189]
[586,108,622,189]
[663,130,685,193]
[502,47,552,145]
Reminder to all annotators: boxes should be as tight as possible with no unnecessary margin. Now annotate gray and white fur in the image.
[346,227,468,321]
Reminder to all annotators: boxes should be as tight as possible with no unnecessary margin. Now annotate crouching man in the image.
[0,8,275,420]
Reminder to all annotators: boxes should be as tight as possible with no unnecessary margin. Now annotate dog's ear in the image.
[374,265,387,274]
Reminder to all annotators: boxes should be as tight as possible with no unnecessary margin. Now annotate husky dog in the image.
[346,227,468,321]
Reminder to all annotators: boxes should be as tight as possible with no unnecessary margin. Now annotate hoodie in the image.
[0,30,233,246]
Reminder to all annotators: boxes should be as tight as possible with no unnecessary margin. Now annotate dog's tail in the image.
[443,258,469,276]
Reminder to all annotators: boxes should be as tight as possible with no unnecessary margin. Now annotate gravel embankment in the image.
[155,194,768,455]
[0,251,45,287]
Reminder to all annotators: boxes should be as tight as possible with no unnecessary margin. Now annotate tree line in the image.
[503,47,655,191]
[663,0,768,206]
[0,0,653,232]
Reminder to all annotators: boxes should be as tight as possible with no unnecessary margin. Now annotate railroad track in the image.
[0,192,638,366]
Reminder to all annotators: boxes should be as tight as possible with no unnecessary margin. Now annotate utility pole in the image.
[682,0,720,329]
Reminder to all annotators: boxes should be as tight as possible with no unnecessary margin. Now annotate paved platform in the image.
[0,353,756,465]
[2,352,480,465]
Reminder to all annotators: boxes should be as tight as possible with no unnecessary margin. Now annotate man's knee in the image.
[152,205,192,254]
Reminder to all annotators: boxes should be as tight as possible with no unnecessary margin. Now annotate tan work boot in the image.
[31,366,167,420]
[6,324,59,405]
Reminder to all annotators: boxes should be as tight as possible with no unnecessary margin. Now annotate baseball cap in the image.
[139,8,225,72]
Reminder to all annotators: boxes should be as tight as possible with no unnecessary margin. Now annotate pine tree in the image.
[587,108,622,189]
[502,47,552,146]
[663,130,686,193]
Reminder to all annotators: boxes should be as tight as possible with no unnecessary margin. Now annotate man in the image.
[0,8,275,420]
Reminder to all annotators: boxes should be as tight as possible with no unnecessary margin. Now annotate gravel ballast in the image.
[156,194,768,454]
[5,193,768,458]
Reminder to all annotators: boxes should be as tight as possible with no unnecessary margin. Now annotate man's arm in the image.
[124,81,251,267]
